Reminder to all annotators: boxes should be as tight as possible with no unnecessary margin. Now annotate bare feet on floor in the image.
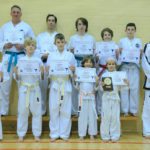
[34,136,40,142]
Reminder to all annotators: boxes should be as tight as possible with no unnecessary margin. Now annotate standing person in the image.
[95,28,119,115]
[74,56,98,140]
[100,57,128,142]
[142,43,150,138]
[0,62,3,140]
[119,23,142,116]
[14,38,44,142]
[68,17,95,115]
[0,5,35,115]
[47,33,76,141]
[36,14,58,115]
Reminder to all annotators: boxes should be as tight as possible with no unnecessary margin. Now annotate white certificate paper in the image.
[121,50,140,64]
[5,31,24,44]
[75,67,96,82]
[49,60,70,75]
[74,41,93,55]
[112,71,127,85]
[18,60,41,75]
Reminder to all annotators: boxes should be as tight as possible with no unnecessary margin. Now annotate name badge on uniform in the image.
[49,60,70,75]
[18,60,41,76]
[121,50,140,64]
[75,67,96,82]
[74,41,93,55]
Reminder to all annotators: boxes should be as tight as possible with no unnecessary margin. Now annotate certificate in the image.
[75,67,96,82]
[5,31,24,44]
[49,60,70,75]
[112,71,127,85]
[121,50,140,64]
[74,41,93,55]
[18,60,41,75]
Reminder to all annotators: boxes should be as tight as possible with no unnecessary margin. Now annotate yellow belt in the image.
[20,81,39,108]
[51,76,69,105]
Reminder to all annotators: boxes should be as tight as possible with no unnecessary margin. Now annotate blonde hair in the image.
[24,37,36,47]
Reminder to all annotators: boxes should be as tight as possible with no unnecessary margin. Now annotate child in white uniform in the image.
[100,57,128,142]
[142,43,150,138]
[68,17,95,115]
[95,28,119,115]
[47,33,76,141]
[74,56,98,140]
[14,38,44,142]
[119,23,142,116]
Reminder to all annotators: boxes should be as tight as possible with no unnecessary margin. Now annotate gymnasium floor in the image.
[0,132,150,150]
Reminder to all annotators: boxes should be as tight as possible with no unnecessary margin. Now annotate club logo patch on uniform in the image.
[135,43,140,48]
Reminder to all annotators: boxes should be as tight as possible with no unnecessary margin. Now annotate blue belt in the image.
[5,51,25,72]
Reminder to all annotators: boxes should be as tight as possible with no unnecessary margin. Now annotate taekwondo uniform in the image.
[68,33,95,115]
[142,43,150,137]
[95,41,118,115]
[0,21,35,115]
[16,55,43,138]
[119,37,142,114]
[36,31,57,115]
[47,49,76,139]
[100,70,128,141]
[75,82,98,137]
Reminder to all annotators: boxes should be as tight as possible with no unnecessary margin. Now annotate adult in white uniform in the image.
[142,43,150,138]
[14,38,44,142]
[47,33,76,141]
[119,23,142,116]
[68,17,95,115]
[0,5,35,115]
[36,14,57,115]
[95,28,119,115]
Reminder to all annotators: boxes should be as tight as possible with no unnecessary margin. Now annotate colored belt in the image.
[5,51,25,72]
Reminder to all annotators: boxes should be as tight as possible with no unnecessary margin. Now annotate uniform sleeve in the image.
[0,27,5,52]
[67,36,74,50]
[118,39,123,49]
[138,38,143,49]
[26,25,35,39]
[69,52,77,67]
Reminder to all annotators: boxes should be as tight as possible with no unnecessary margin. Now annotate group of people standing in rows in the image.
[0,5,150,142]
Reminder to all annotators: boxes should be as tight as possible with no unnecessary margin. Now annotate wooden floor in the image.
[0,115,147,150]
[0,132,150,150]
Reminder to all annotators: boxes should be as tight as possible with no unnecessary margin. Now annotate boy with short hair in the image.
[47,33,76,141]
[14,37,44,142]
[119,23,142,116]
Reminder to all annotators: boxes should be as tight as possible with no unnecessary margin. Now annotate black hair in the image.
[126,22,136,30]
[46,14,57,23]
[81,56,95,67]
[75,17,88,32]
